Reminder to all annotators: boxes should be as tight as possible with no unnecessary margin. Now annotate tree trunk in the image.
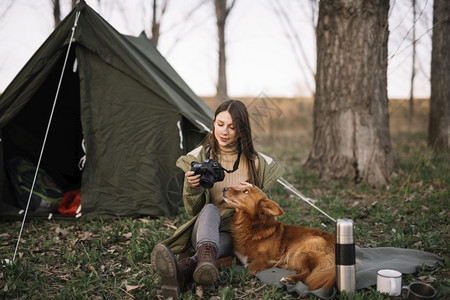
[215,0,235,104]
[148,0,168,47]
[305,0,394,186]
[151,0,160,46]
[52,0,61,28]
[428,0,450,150]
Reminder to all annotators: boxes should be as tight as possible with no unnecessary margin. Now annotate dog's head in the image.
[223,185,284,218]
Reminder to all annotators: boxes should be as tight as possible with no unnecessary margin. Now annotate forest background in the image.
[0,0,434,99]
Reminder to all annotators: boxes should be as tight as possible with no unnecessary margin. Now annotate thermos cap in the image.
[336,218,354,244]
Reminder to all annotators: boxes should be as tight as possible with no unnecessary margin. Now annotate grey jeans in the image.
[191,203,233,258]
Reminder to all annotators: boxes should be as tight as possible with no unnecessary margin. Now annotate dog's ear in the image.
[260,198,284,217]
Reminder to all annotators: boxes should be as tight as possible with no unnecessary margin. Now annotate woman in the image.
[151,99,284,299]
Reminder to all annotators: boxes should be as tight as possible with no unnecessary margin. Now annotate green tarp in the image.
[0,1,213,219]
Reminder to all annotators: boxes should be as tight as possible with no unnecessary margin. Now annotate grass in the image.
[1,99,449,299]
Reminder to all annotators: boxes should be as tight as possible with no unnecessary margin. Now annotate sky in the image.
[0,0,433,99]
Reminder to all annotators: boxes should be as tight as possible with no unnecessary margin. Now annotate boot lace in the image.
[199,243,216,258]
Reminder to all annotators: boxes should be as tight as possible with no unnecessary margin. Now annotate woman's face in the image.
[214,111,237,148]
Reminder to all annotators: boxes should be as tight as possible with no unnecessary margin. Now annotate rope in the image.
[78,138,86,170]
[277,177,337,223]
[12,11,81,262]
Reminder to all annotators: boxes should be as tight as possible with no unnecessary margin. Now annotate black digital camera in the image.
[190,159,225,189]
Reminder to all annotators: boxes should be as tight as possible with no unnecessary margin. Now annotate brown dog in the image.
[223,185,336,290]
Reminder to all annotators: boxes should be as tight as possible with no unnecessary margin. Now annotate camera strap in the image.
[206,147,241,174]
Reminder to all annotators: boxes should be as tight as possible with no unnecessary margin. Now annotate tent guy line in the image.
[277,177,337,223]
[12,11,81,262]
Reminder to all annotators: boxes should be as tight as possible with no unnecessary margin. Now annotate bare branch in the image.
[161,0,208,35]
[0,0,14,20]
[225,0,236,19]
[270,0,315,94]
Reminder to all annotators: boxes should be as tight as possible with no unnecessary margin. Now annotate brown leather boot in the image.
[193,242,219,284]
[151,243,196,299]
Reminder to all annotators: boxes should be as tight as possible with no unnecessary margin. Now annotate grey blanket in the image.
[256,246,443,299]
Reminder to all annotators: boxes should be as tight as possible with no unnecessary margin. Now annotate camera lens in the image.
[199,177,214,189]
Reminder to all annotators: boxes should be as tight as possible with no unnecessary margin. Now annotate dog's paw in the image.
[280,276,295,286]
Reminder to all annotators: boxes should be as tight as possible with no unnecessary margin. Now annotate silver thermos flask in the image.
[336,218,356,293]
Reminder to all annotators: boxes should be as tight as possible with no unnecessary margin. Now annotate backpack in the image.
[6,157,64,213]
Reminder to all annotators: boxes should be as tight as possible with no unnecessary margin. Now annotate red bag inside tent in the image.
[58,190,81,215]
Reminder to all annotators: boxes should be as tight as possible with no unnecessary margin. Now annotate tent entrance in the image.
[2,46,83,209]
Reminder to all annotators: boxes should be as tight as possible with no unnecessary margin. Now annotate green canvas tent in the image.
[0,1,213,219]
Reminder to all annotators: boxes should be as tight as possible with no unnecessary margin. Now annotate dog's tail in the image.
[305,256,336,291]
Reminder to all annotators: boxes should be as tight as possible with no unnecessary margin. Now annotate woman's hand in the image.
[185,171,201,187]
[239,181,253,187]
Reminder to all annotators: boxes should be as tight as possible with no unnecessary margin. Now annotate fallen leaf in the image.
[418,275,436,283]
[138,218,151,225]
[55,227,67,236]
[125,284,139,292]
[404,195,414,202]
[164,218,178,230]
[79,232,92,240]
[195,285,204,298]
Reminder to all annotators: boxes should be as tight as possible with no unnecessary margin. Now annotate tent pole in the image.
[12,11,82,262]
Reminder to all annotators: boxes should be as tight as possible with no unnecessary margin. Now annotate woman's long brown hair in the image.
[202,99,260,187]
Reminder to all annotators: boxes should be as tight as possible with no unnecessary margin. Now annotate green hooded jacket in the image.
[162,145,285,258]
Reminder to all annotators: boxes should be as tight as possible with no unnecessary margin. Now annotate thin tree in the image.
[0,0,14,84]
[305,0,395,186]
[150,0,169,46]
[0,0,13,20]
[409,0,417,130]
[215,0,236,104]
[428,0,450,150]
[52,0,61,28]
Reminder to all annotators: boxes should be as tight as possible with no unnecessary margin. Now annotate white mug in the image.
[377,269,402,296]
